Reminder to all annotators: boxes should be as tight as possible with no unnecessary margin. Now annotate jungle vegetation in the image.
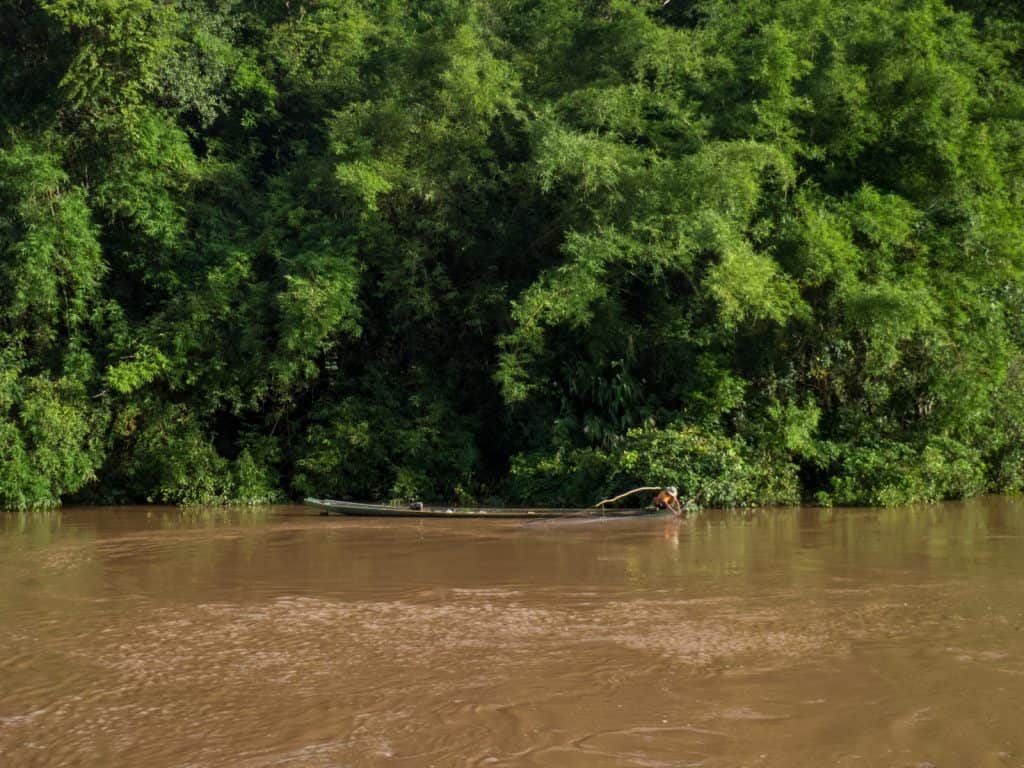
[2,0,1023,510]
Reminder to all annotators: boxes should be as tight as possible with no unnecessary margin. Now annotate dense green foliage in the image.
[2,0,1023,509]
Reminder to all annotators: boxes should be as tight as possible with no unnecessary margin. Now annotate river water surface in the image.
[2,500,1024,767]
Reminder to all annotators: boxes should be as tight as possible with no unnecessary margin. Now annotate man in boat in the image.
[652,486,683,516]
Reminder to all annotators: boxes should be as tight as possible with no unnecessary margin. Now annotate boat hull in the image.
[304,498,656,519]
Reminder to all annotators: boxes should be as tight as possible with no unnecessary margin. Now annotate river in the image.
[2,499,1024,767]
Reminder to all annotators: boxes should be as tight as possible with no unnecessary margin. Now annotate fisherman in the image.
[652,486,683,517]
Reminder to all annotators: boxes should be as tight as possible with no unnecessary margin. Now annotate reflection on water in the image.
[2,499,1024,766]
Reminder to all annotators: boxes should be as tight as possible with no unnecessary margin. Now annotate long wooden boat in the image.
[304,497,658,519]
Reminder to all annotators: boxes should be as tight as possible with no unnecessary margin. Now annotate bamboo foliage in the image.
[0,0,1022,508]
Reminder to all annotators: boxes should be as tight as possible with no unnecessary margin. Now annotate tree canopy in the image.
[2,0,1023,509]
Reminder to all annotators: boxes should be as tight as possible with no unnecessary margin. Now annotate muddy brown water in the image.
[2,500,1024,767]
